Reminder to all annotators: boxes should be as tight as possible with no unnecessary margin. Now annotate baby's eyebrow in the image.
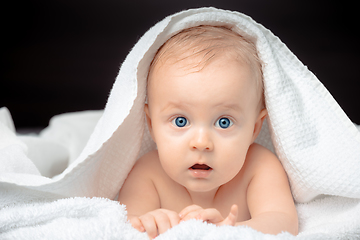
[160,102,243,113]
[213,103,242,112]
[160,101,191,112]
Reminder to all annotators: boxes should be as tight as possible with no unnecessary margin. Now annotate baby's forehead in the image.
[147,25,264,108]
[151,55,256,94]
[152,27,253,69]
[157,52,252,78]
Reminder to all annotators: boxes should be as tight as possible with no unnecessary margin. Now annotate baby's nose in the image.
[190,129,214,151]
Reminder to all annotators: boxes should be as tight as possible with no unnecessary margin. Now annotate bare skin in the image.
[118,55,298,239]
[119,144,298,238]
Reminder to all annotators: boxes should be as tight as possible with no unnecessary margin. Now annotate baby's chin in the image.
[179,180,226,193]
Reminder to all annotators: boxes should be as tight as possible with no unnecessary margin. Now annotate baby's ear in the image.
[251,108,268,143]
[144,104,156,142]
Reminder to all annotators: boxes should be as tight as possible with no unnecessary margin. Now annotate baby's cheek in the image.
[157,146,182,171]
[225,161,244,179]
[219,151,246,176]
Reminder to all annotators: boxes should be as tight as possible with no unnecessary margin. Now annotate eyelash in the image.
[171,116,189,128]
[170,116,235,129]
[215,117,234,129]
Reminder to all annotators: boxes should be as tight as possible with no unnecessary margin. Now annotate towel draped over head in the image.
[1,7,360,204]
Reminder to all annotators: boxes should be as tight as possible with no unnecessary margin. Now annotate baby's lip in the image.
[189,163,212,170]
[189,164,213,178]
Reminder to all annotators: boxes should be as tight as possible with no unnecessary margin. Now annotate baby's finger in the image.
[164,210,181,228]
[218,204,238,226]
[180,209,203,222]
[139,214,158,239]
[130,217,145,232]
[153,212,171,235]
[198,208,224,223]
[179,204,202,219]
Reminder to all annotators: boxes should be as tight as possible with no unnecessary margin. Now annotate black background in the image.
[3,0,359,130]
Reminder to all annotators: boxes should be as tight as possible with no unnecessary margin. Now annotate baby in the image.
[118,25,298,238]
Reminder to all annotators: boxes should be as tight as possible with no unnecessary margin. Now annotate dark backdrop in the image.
[3,0,359,130]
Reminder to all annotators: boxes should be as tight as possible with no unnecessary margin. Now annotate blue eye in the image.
[215,117,233,129]
[172,117,188,127]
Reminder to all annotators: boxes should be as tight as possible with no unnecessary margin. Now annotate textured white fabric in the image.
[0,195,359,239]
[1,7,360,239]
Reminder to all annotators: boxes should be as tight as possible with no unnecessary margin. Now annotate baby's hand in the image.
[179,204,238,226]
[129,209,180,239]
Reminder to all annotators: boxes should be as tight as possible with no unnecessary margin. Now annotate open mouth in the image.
[190,164,212,170]
[189,164,213,178]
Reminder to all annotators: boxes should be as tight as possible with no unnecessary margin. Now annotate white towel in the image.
[0,195,359,239]
[1,7,360,239]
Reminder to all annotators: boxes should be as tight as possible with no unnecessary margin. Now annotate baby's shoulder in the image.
[129,150,164,178]
[244,143,283,175]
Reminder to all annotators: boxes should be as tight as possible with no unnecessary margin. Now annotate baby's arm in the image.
[239,144,298,235]
[118,151,180,239]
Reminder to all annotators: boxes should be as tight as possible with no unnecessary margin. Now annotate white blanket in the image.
[1,7,360,239]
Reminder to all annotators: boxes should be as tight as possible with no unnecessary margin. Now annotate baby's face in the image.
[146,56,263,193]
